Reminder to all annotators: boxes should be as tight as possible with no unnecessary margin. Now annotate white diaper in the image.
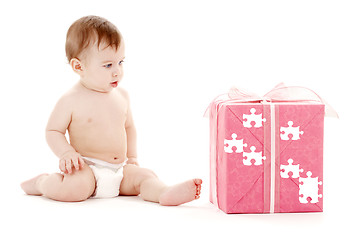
[83,157,125,198]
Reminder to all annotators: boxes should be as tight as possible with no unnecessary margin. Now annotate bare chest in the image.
[70,92,128,129]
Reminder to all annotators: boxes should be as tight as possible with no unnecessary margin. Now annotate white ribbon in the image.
[269,102,276,213]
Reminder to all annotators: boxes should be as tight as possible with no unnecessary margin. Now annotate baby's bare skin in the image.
[45,40,136,172]
[48,83,130,164]
[21,40,202,205]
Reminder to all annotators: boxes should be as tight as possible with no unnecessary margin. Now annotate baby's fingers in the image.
[79,157,85,169]
[66,159,73,174]
[59,159,67,173]
[72,157,80,171]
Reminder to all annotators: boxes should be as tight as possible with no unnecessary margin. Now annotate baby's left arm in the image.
[119,88,138,165]
[125,106,138,165]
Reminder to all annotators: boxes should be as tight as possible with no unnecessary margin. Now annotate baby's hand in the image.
[127,157,139,166]
[59,151,85,174]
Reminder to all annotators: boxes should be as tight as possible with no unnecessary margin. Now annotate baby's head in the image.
[66,16,125,92]
[65,15,122,63]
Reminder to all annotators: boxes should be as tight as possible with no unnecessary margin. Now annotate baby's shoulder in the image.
[116,87,130,101]
[61,86,80,101]
[55,85,81,107]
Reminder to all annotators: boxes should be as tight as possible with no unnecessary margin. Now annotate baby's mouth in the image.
[110,81,118,88]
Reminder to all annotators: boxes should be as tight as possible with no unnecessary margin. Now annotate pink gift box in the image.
[209,86,327,214]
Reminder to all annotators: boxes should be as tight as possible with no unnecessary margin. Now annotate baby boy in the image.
[21,16,202,205]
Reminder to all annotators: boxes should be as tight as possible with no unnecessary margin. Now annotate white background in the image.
[0,0,355,239]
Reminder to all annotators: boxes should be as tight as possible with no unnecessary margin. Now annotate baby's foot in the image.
[159,179,202,206]
[20,174,48,195]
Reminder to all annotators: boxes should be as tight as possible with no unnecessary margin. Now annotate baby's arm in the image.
[120,89,138,165]
[126,106,137,165]
[46,94,84,174]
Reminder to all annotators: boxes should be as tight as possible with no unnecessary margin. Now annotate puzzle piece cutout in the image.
[243,146,266,166]
[224,133,247,153]
[280,159,303,178]
[280,121,304,140]
[299,171,322,204]
[243,108,266,128]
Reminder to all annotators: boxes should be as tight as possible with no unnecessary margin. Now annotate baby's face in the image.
[79,41,125,92]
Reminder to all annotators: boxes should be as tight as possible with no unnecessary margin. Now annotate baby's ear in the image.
[70,58,83,74]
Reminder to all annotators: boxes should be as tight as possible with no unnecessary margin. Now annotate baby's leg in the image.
[21,164,95,202]
[120,164,202,206]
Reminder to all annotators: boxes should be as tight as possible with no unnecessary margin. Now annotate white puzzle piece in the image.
[280,159,304,178]
[243,146,266,166]
[299,171,322,204]
[243,108,266,128]
[224,133,247,153]
[280,121,304,140]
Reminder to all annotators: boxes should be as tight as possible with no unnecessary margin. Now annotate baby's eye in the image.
[119,60,124,65]
[103,63,112,68]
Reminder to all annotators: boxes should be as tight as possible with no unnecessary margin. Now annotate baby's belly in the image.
[69,127,127,164]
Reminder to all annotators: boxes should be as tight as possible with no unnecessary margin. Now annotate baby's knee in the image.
[61,176,95,201]
[137,168,158,186]
[42,170,95,202]
[139,168,158,180]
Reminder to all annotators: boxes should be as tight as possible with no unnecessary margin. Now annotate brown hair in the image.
[65,15,122,63]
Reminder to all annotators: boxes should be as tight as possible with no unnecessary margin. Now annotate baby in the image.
[21,16,202,205]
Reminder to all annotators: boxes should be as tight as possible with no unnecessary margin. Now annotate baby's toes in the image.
[194,178,202,190]
[194,179,203,186]
[195,188,201,199]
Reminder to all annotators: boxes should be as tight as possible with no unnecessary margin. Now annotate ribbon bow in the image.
[206,83,339,118]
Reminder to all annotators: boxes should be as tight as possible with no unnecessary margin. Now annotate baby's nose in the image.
[113,70,121,77]
[113,68,122,77]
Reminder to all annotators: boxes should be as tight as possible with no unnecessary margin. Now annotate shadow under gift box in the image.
[209,101,324,214]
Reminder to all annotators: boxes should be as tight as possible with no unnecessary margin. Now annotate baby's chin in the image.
[89,85,117,93]
[79,80,120,93]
